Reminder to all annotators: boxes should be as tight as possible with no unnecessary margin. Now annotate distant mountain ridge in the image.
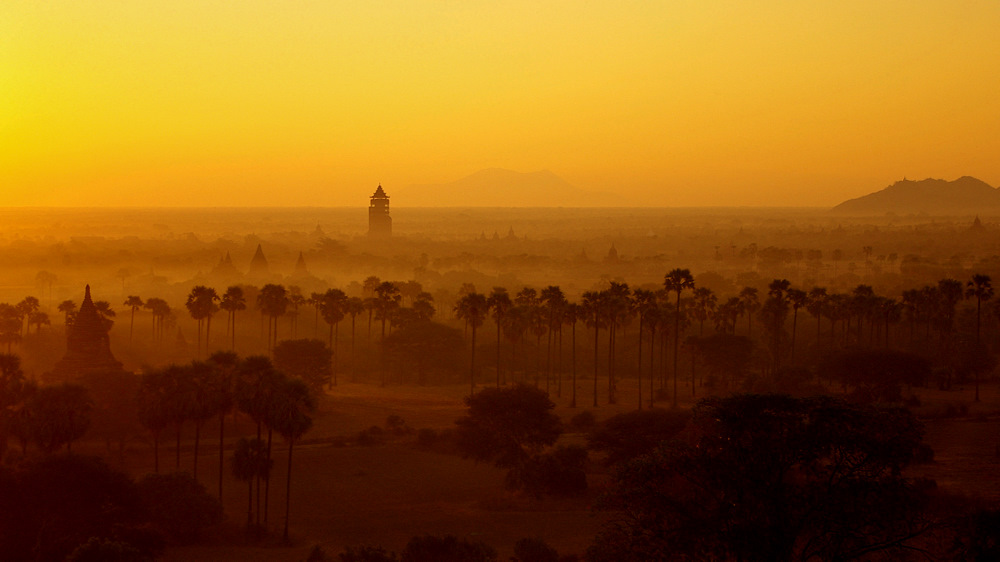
[832,176,1000,215]
[397,168,620,207]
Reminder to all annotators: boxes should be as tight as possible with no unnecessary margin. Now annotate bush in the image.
[513,537,559,562]
[386,415,413,435]
[357,426,385,446]
[338,545,398,562]
[567,411,596,432]
[401,534,496,562]
[508,445,588,498]
[587,408,689,466]
[66,538,147,562]
[137,472,222,543]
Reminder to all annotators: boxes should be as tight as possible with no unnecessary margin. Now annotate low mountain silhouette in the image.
[398,169,620,207]
[832,176,1000,215]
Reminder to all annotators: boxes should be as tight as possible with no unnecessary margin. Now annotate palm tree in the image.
[144,298,171,343]
[320,289,348,386]
[363,276,381,342]
[806,287,828,349]
[15,297,39,337]
[787,288,808,360]
[186,286,220,356]
[27,311,49,335]
[540,286,566,395]
[455,292,488,395]
[208,350,238,500]
[235,355,283,526]
[632,289,657,410]
[738,286,760,336]
[345,297,365,375]
[487,288,512,387]
[287,287,306,338]
[269,378,315,543]
[257,284,289,354]
[603,283,631,405]
[581,291,604,407]
[220,286,247,351]
[965,274,993,401]
[664,269,695,408]
[57,299,77,326]
[374,282,401,385]
[562,302,580,407]
[232,437,270,531]
[124,295,144,344]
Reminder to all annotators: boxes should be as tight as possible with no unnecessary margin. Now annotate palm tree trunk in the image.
[593,322,599,407]
[264,428,272,527]
[232,309,237,351]
[673,292,681,409]
[649,325,656,407]
[283,439,295,542]
[218,412,225,500]
[495,318,502,388]
[130,308,135,343]
[193,421,201,480]
[175,423,182,470]
[206,315,212,353]
[570,321,577,408]
[637,315,643,410]
[470,325,477,396]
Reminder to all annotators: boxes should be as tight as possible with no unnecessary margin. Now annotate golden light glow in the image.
[3,1,999,206]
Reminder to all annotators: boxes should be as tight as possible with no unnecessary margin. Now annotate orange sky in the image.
[3,1,999,207]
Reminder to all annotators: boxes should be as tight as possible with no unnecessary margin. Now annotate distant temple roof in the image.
[294,251,308,273]
[372,184,389,199]
[248,244,269,276]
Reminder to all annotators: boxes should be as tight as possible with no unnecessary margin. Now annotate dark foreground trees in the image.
[589,394,935,562]
[454,384,585,495]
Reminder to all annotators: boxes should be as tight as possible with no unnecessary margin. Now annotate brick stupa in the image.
[52,285,125,378]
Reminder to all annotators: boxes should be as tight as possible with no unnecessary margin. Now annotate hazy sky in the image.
[3,1,999,207]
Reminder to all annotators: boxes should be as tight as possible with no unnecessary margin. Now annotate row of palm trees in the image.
[452,270,1000,409]
[136,352,315,541]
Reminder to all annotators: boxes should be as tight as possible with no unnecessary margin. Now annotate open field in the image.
[63,375,1000,561]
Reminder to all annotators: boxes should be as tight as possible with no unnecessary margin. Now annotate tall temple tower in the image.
[368,184,392,238]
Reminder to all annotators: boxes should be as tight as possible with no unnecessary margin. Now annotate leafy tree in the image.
[137,472,222,543]
[79,370,141,464]
[273,338,333,393]
[590,394,935,561]
[66,537,148,562]
[688,333,755,390]
[382,321,464,385]
[818,348,930,403]
[455,384,562,471]
[587,408,689,466]
[0,353,28,461]
[508,444,588,497]
[513,537,559,562]
[319,289,348,385]
[29,383,92,453]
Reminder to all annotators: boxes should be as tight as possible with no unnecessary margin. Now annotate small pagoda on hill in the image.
[51,285,125,379]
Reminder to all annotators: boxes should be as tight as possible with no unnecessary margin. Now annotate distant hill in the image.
[396,169,620,207]
[832,176,1000,215]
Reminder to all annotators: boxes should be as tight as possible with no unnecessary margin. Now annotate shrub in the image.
[137,472,222,543]
[357,426,385,446]
[513,537,558,562]
[338,545,399,562]
[587,408,689,466]
[567,411,596,432]
[508,445,588,498]
[401,534,496,562]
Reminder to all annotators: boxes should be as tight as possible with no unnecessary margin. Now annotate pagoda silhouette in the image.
[248,243,270,277]
[51,285,125,378]
[368,185,392,238]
